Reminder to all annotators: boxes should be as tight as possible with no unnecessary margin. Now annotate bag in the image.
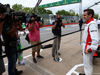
[41,44,53,49]
[25,34,30,43]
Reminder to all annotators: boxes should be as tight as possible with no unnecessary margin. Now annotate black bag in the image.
[41,44,53,49]
[25,34,30,43]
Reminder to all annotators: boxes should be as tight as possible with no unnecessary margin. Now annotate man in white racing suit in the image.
[80,9,99,75]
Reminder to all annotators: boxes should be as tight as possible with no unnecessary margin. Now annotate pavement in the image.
[3,30,100,75]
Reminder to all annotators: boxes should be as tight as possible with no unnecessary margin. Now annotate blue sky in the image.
[0,0,100,15]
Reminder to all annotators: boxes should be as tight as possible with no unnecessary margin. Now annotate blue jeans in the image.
[5,47,17,75]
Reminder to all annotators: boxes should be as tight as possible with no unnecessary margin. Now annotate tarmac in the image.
[3,29,100,75]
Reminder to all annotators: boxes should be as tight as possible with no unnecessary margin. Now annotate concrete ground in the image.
[3,30,100,75]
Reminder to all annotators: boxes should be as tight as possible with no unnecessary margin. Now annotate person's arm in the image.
[28,22,35,31]
[61,22,65,28]
[38,21,43,28]
[52,19,58,29]
[0,22,3,37]
[16,22,23,31]
[14,16,23,31]
[52,21,57,29]
[7,25,17,37]
[89,23,99,50]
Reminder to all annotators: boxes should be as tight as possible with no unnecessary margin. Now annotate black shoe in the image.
[16,70,23,75]
[37,55,44,58]
[58,52,61,55]
[53,57,60,62]
[79,73,85,75]
[52,53,55,57]
[33,58,37,63]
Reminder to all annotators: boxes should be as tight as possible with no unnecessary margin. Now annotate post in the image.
[79,0,82,45]
[33,0,42,13]
[79,0,82,19]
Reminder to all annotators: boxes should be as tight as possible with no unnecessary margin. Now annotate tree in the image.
[76,13,79,16]
[65,11,70,16]
[56,10,67,15]
[94,14,98,19]
[46,10,53,14]
[35,7,46,14]
[12,4,23,11]
[69,9,75,16]
[56,9,77,16]
[12,4,53,14]
[22,7,33,13]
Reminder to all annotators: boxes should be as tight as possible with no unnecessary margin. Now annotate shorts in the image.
[30,40,41,52]
[0,58,5,74]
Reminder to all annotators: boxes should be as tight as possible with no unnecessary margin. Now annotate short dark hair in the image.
[57,14,60,16]
[84,9,94,17]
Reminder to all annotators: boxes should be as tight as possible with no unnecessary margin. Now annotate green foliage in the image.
[75,13,79,16]
[22,7,33,13]
[12,4,78,16]
[35,7,53,14]
[35,7,46,14]
[12,4,23,11]
[94,14,98,19]
[69,9,75,16]
[56,10,67,15]
[12,4,53,14]
[46,10,53,14]
[56,9,78,16]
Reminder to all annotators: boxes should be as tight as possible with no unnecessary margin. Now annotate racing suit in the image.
[83,17,99,75]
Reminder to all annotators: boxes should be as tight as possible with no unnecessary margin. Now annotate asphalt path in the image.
[19,24,85,48]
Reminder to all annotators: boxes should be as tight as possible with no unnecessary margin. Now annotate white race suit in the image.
[83,18,99,75]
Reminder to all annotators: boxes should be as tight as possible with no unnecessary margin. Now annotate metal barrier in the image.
[0,29,83,59]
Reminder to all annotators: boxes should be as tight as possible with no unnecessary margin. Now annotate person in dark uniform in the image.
[52,14,65,59]
[79,18,83,31]
[2,16,23,75]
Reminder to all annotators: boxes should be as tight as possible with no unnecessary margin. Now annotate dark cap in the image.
[31,13,37,18]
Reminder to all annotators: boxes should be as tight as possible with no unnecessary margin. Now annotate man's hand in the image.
[38,21,43,28]
[84,49,89,54]
[0,13,5,19]
[55,19,58,22]
[84,48,92,54]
